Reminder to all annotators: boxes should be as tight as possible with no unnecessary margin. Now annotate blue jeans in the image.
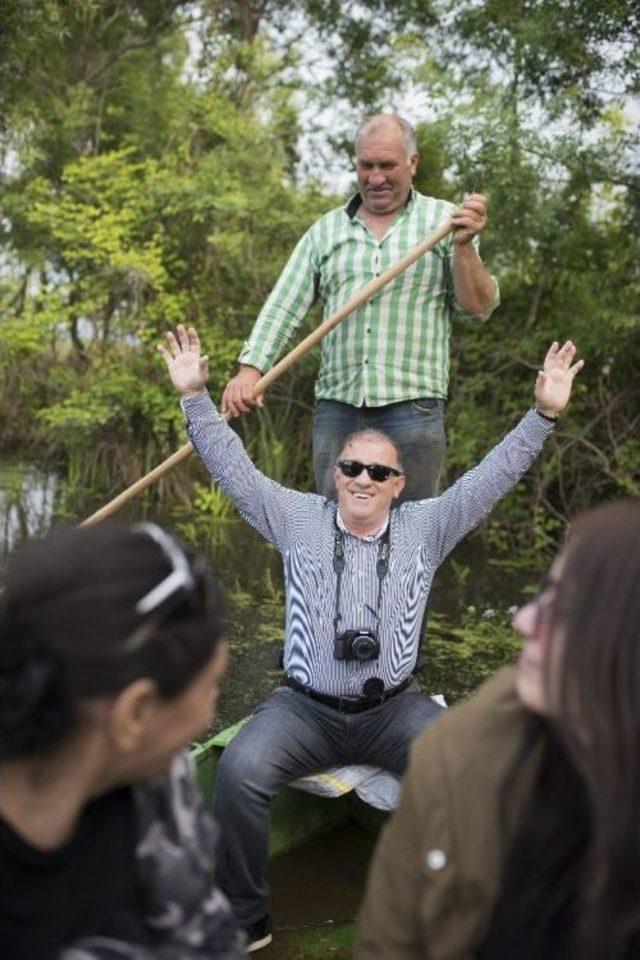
[313,397,446,501]
[213,684,443,925]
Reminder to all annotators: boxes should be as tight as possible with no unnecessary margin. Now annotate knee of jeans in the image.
[216,739,265,790]
[215,735,282,797]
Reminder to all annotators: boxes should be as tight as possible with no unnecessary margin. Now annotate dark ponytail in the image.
[0,616,71,759]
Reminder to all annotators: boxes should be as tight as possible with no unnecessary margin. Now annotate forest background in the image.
[1,0,638,556]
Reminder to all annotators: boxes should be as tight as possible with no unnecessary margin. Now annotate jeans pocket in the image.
[411,397,443,414]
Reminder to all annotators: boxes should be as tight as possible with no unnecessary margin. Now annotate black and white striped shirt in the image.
[182,392,553,696]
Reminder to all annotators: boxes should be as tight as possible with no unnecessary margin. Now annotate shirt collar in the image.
[336,509,390,542]
[345,186,415,221]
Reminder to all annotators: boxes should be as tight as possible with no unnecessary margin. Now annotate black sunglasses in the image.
[336,459,404,483]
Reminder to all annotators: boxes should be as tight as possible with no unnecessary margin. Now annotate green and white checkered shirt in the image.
[239,190,499,406]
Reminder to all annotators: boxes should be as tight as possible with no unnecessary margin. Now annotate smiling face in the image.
[355,119,418,216]
[333,435,406,536]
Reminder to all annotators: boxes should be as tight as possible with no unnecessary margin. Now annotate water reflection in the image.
[0,458,58,575]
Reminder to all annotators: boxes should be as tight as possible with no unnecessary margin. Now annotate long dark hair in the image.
[0,522,225,761]
[485,500,640,959]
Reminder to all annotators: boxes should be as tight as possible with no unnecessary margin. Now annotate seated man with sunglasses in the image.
[159,324,583,953]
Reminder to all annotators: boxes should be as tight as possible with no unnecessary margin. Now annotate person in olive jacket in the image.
[356,499,640,960]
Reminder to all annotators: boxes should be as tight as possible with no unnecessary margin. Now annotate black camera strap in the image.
[333,515,391,634]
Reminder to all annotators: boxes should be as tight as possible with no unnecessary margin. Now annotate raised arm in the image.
[157,324,211,398]
[158,325,317,551]
[423,340,584,563]
[534,339,584,419]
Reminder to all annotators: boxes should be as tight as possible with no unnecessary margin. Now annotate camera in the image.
[333,628,380,662]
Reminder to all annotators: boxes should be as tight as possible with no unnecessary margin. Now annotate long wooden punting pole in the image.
[81,217,453,526]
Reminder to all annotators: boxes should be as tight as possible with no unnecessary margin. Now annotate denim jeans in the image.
[213,684,443,925]
[312,397,446,502]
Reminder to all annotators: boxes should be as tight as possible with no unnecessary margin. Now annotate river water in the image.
[0,454,542,731]
[0,459,59,559]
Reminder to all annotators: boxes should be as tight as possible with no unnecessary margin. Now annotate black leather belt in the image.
[283,674,413,713]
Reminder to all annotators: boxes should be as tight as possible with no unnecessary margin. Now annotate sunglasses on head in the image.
[122,523,210,652]
[336,459,404,483]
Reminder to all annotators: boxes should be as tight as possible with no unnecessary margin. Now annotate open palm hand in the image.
[158,325,209,396]
[535,340,584,417]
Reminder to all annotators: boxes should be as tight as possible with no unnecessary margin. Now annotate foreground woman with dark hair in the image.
[356,499,640,960]
[0,522,246,959]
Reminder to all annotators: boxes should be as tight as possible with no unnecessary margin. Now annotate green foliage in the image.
[193,483,237,523]
[424,607,523,704]
[0,0,637,549]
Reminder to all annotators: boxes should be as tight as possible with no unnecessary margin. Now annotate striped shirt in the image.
[239,190,499,405]
[182,392,553,697]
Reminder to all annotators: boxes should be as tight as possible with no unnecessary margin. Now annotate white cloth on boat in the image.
[289,693,447,811]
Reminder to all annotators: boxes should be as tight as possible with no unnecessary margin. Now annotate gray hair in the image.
[338,428,404,471]
[355,114,418,159]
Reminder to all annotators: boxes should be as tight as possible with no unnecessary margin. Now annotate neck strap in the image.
[333,518,391,633]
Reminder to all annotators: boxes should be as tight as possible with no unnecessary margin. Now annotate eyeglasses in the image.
[123,523,205,652]
[529,591,553,636]
[527,576,560,636]
[336,459,404,483]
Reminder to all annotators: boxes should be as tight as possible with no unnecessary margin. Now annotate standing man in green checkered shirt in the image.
[222,114,499,500]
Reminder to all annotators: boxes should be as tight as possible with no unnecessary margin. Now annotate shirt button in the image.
[425,849,447,871]
[364,358,369,364]
[366,327,371,333]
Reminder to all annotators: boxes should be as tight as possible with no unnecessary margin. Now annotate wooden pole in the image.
[81,217,453,526]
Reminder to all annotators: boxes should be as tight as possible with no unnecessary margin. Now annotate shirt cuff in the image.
[454,275,500,321]
[238,340,270,372]
[180,389,218,421]
[535,409,558,424]
[524,407,556,438]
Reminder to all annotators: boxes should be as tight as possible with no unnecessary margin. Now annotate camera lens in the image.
[352,634,378,660]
